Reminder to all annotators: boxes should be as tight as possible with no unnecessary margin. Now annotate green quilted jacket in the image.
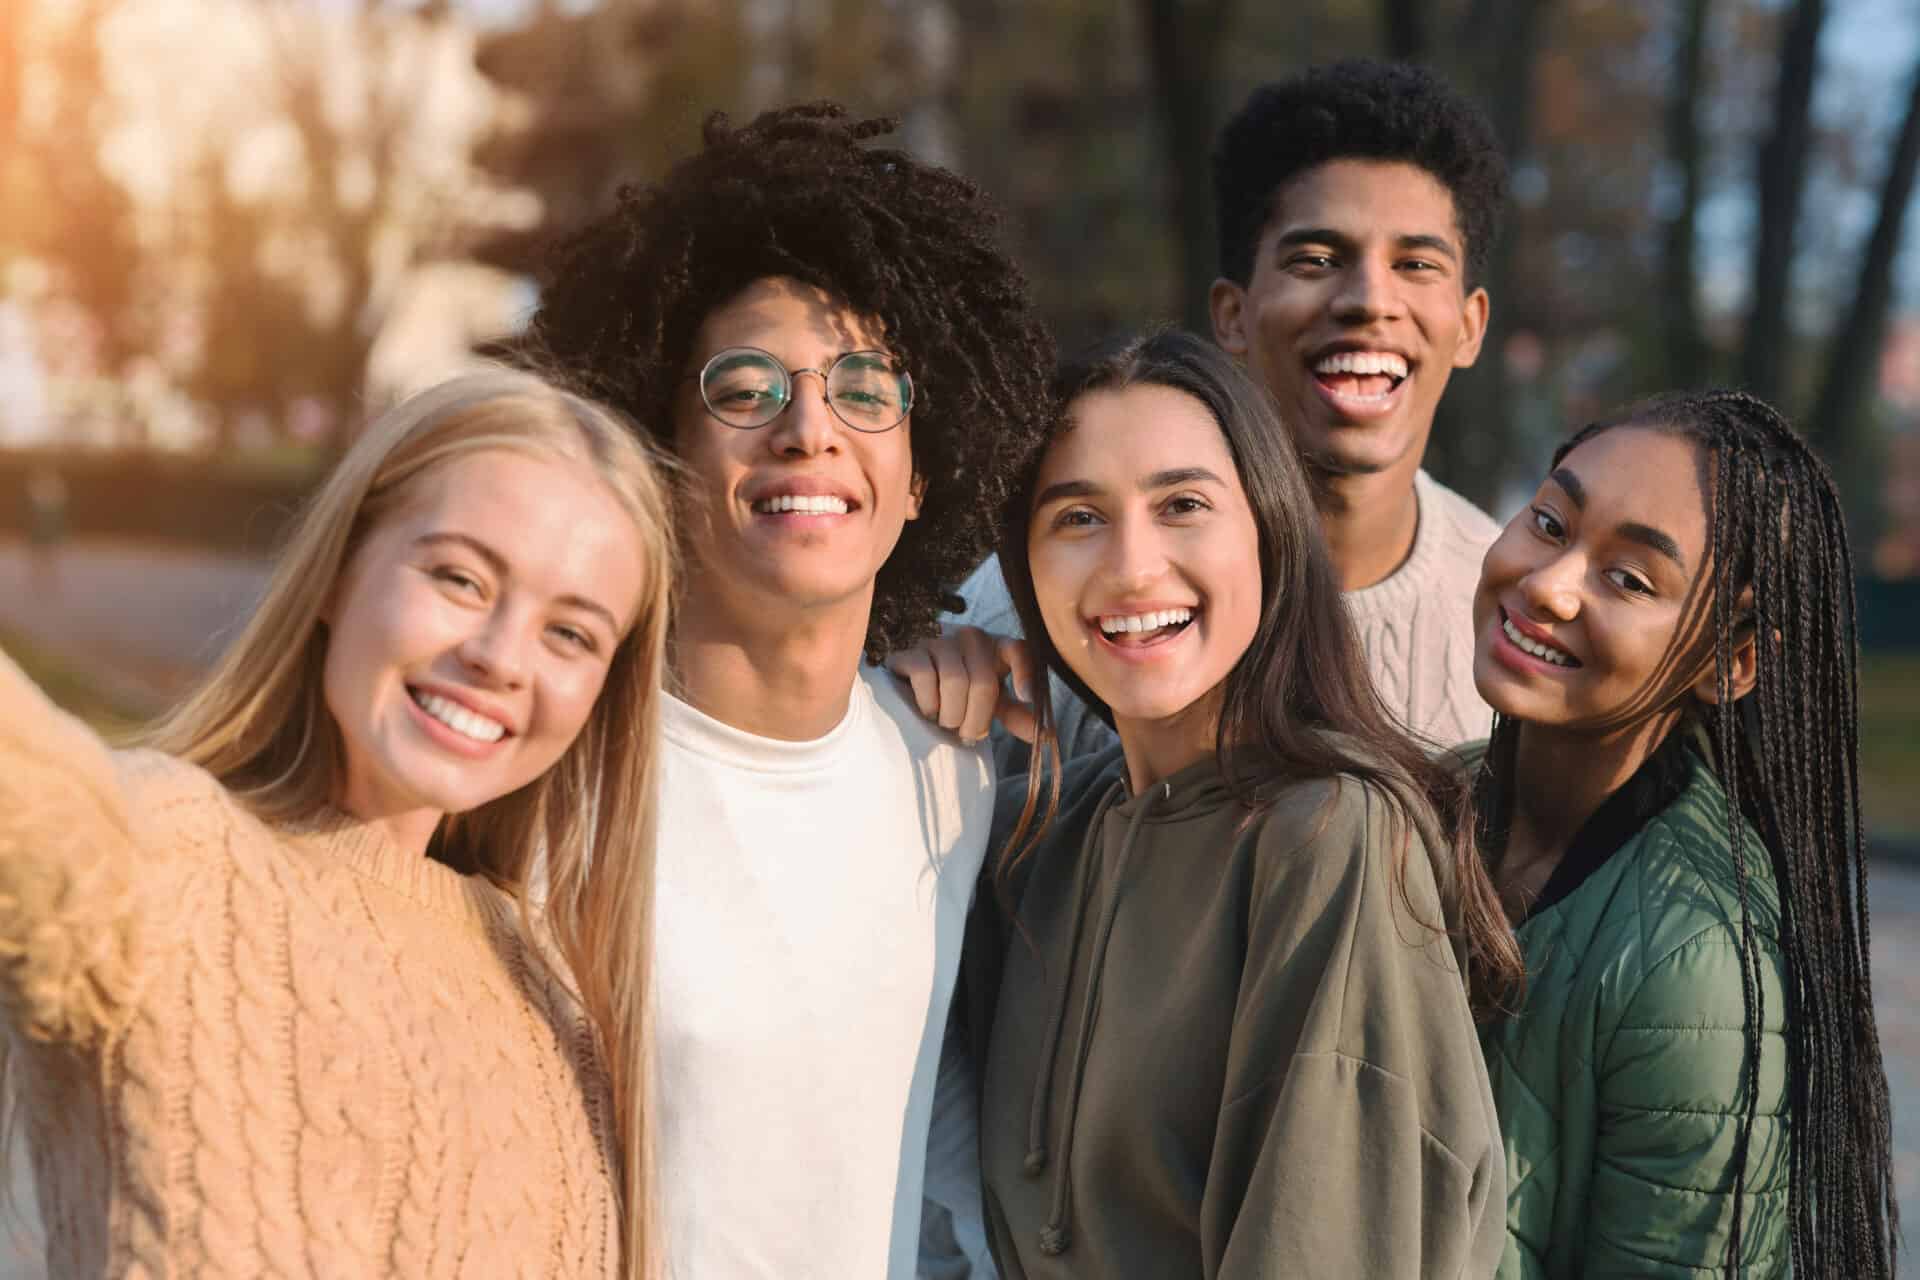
[1472,733,1790,1278]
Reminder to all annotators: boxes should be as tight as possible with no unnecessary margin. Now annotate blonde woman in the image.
[0,370,671,1278]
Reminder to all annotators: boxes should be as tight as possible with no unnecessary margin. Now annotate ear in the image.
[1690,628,1760,705]
[906,471,926,521]
[1452,285,1491,369]
[1209,278,1250,356]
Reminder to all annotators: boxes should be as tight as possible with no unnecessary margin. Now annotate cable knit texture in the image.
[0,648,621,1279]
[1343,470,1499,748]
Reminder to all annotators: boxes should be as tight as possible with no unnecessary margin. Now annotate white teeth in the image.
[1098,607,1194,636]
[1313,350,1410,379]
[755,494,850,515]
[1502,617,1575,667]
[412,690,507,743]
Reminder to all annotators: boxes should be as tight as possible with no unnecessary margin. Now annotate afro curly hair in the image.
[521,101,1056,662]
[1213,60,1508,288]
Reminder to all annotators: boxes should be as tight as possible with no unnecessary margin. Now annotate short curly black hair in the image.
[522,101,1056,661]
[1213,59,1508,287]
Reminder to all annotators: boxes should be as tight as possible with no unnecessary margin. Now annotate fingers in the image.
[997,635,1035,705]
[959,627,1016,742]
[884,647,943,724]
[996,687,1039,745]
[886,626,1031,743]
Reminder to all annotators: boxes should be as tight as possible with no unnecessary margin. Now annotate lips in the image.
[1308,346,1412,412]
[1497,607,1581,668]
[744,476,860,515]
[407,684,516,742]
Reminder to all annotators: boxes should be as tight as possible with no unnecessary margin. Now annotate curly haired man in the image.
[526,103,1053,1278]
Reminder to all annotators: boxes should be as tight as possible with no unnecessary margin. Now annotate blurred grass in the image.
[2,629,148,740]
[1863,653,1920,843]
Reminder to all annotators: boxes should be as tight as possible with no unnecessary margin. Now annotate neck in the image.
[1113,690,1220,795]
[1506,709,1683,858]
[331,794,441,861]
[1314,459,1422,592]
[671,589,872,741]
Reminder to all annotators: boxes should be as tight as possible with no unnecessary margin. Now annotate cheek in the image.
[534,662,615,745]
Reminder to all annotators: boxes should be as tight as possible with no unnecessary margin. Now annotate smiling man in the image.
[957,60,1507,751]
[524,105,1053,1278]
[1207,59,1507,745]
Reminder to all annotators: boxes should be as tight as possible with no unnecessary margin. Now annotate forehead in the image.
[384,449,646,612]
[1264,157,1464,248]
[1554,427,1709,557]
[1039,384,1236,486]
[691,276,889,361]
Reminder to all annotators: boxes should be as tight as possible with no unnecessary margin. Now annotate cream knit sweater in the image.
[0,648,621,1279]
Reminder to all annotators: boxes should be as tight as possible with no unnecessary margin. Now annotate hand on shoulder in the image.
[886,625,1038,745]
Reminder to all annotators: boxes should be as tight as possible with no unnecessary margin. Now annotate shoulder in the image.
[1243,774,1434,914]
[1416,470,1502,552]
[950,554,1021,637]
[116,748,265,861]
[867,667,990,767]
[1619,753,1782,957]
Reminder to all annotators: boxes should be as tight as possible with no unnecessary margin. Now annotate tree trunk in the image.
[1740,0,1827,405]
[1425,0,1549,510]
[1660,0,1712,389]
[1382,0,1427,62]
[1807,56,1920,456]
[1140,0,1239,335]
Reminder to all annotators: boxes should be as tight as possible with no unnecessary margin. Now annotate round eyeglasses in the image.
[690,346,914,433]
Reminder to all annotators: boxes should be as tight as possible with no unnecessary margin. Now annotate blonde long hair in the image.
[11,369,671,1277]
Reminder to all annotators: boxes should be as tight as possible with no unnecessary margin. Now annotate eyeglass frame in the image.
[680,345,916,434]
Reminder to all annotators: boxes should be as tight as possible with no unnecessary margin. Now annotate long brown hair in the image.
[997,330,1521,1014]
[2,370,672,1278]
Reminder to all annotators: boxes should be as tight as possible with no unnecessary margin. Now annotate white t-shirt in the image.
[652,666,994,1279]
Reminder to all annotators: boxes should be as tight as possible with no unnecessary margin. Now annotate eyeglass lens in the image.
[700,349,911,431]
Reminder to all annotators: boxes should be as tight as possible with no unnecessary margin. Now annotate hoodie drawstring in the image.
[1025,779,1167,1257]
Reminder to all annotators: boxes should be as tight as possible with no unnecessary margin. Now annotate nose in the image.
[456,607,530,689]
[763,370,840,459]
[1329,254,1405,326]
[1101,510,1170,591]
[1517,552,1582,623]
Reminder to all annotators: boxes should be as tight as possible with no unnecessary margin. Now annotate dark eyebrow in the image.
[1032,479,1098,509]
[1144,467,1227,489]
[1548,467,1587,509]
[415,532,624,633]
[1034,467,1228,510]
[1617,521,1688,570]
[1274,227,1460,263]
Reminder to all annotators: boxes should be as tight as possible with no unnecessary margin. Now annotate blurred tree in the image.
[1381,0,1427,61]
[1140,0,1240,333]
[1741,0,1827,404]
[1808,53,1920,458]
[1424,0,1555,502]
[2,0,144,380]
[1660,0,1713,390]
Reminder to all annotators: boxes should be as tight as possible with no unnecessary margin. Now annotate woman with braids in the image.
[1468,389,1896,1278]
[892,330,1520,1278]
[523,103,1055,1277]
[0,370,675,1278]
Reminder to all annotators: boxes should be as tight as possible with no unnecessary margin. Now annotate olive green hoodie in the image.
[963,745,1505,1279]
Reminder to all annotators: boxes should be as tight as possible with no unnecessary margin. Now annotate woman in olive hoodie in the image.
[911,331,1523,1279]
[1466,391,1895,1279]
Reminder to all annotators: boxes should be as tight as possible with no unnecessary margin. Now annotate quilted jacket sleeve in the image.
[1586,914,1791,1276]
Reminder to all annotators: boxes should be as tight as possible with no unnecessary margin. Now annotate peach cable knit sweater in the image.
[0,648,621,1278]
